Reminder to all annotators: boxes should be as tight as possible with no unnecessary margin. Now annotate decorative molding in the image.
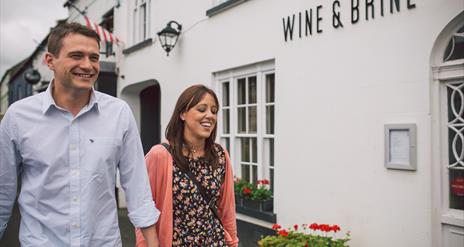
[206,0,248,17]
[122,38,153,55]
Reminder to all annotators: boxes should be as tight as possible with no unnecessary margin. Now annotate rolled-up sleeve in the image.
[0,109,21,238]
[118,104,160,228]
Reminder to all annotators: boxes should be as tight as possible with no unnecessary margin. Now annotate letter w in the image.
[282,15,295,42]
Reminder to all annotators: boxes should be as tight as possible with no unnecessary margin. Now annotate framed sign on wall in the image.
[384,124,417,171]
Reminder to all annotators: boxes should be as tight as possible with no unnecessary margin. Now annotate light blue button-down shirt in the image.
[0,83,159,246]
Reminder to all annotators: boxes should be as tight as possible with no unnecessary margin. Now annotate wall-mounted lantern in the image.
[157,21,182,56]
[24,68,41,84]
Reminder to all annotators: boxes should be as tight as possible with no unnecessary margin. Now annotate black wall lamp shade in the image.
[24,68,41,84]
[157,21,182,56]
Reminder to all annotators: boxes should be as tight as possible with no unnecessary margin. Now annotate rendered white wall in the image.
[112,0,464,246]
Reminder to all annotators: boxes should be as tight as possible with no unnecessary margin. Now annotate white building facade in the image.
[67,0,463,246]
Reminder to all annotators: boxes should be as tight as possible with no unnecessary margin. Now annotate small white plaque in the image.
[385,124,417,171]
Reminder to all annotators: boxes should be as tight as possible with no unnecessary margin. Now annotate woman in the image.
[135,84,239,247]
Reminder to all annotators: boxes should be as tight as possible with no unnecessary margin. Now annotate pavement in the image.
[0,202,136,247]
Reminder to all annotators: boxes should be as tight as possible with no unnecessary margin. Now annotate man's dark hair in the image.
[47,22,100,56]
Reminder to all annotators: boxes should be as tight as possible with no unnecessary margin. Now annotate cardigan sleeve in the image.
[135,144,174,247]
[217,147,239,247]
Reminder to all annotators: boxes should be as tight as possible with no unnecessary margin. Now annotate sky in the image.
[0,0,68,80]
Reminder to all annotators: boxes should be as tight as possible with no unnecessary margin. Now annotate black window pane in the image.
[266,74,275,103]
[249,106,257,133]
[238,107,246,133]
[248,76,257,104]
[444,25,464,62]
[222,109,230,134]
[252,165,258,185]
[237,78,246,105]
[270,168,274,192]
[266,105,274,134]
[270,138,274,167]
[242,164,250,182]
[241,138,250,162]
[222,82,230,106]
[252,138,257,163]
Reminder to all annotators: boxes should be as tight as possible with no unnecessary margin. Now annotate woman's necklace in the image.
[184,143,202,156]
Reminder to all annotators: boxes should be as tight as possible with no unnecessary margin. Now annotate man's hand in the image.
[140,224,159,247]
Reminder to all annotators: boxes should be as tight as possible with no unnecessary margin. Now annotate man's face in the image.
[45,33,100,92]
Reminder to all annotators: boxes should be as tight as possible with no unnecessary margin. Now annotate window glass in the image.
[248,76,257,104]
[223,109,230,134]
[447,81,464,210]
[222,82,230,106]
[249,106,257,133]
[238,107,246,133]
[241,138,250,162]
[266,74,275,103]
[237,78,246,105]
[266,105,274,134]
[444,24,464,62]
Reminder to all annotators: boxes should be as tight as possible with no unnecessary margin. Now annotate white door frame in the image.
[430,12,464,247]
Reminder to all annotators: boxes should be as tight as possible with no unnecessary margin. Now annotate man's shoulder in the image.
[7,93,44,112]
[94,91,128,109]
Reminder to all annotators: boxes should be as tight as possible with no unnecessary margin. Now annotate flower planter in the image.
[242,198,273,212]
[235,193,243,206]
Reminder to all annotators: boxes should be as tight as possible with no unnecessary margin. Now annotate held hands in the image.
[140,224,159,247]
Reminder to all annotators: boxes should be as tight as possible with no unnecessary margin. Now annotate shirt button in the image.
[72,223,79,228]
[72,196,79,203]
[71,169,80,177]
[69,144,77,151]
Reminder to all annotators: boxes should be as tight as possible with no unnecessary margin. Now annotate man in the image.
[0,23,160,247]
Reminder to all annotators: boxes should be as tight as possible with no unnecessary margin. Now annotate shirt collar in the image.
[41,80,99,114]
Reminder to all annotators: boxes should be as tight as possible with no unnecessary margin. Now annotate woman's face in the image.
[181,93,218,143]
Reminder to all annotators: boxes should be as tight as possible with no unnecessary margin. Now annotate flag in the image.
[84,16,121,45]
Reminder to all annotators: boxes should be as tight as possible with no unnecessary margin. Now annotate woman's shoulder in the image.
[212,143,228,166]
[146,143,172,159]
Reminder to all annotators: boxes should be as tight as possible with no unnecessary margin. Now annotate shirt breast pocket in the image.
[84,137,122,176]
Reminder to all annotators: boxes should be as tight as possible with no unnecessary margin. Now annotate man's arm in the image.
[118,103,160,244]
[0,110,21,239]
[140,224,159,247]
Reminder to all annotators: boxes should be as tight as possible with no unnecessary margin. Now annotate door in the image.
[431,15,464,247]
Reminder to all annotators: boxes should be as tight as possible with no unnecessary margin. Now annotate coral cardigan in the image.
[135,144,239,247]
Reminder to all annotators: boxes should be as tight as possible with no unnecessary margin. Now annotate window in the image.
[132,0,151,45]
[216,61,275,189]
[100,9,115,57]
[446,81,464,210]
[444,24,464,62]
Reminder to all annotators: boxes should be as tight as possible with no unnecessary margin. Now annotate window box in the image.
[242,198,273,212]
[235,193,243,206]
[236,202,276,223]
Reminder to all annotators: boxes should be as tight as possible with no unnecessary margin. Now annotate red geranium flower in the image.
[278,229,289,237]
[320,224,331,232]
[272,224,281,230]
[309,223,319,230]
[242,187,252,195]
[331,224,341,232]
[293,224,298,231]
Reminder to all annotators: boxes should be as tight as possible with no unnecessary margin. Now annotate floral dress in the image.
[172,144,227,246]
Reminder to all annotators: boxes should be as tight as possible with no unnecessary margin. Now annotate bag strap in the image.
[160,143,222,225]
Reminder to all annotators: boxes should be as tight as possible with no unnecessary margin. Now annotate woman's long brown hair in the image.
[165,84,220,171]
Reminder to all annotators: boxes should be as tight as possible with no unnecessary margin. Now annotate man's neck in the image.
[52,80,91,116]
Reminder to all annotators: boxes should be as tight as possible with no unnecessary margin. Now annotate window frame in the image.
[215,60,275,187]
[131,0,151,45]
